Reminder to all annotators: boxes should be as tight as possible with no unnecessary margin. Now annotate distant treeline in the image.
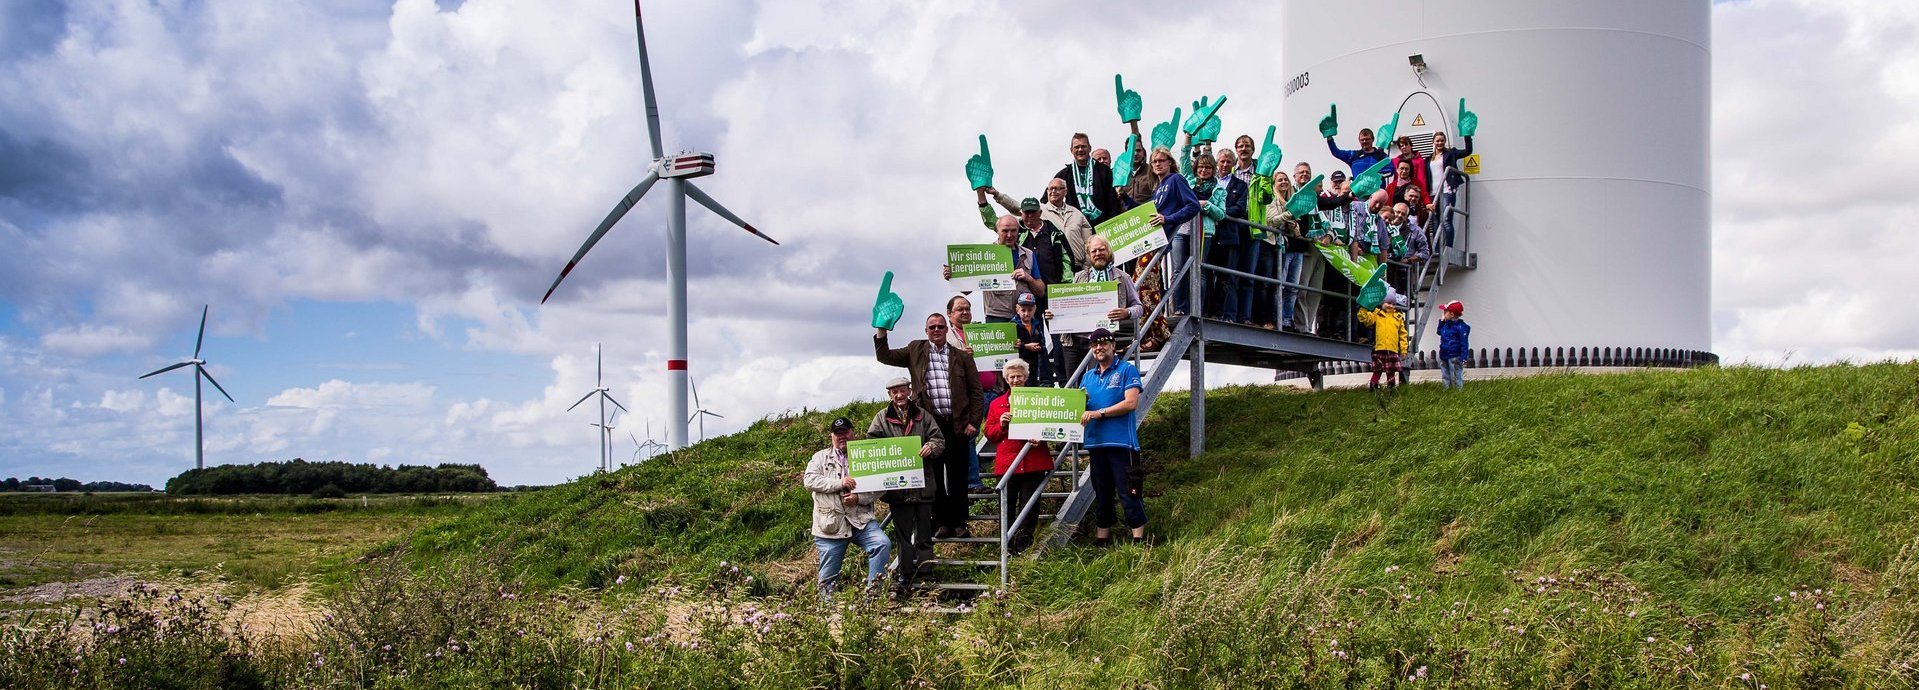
[1,477,156,492]
[165,459,500,496]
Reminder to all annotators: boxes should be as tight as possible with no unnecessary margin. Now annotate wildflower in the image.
[1417,666,1428,678]
[1815,602,1825,610]
[626,641,635,652]
[615,575,627,585]
[1773,596,1782,602]
[1741,672,1751,680]
[118,658,127,666]
[1645,636,1655,643]
[382,644,393,652]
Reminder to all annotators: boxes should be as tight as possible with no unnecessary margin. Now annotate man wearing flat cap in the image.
[868,377,943,592]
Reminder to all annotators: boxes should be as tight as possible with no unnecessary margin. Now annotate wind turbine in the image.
[687,376,723,443]
[567,344,628,472]
[540,0,778,453]
[630,424,667,464]
[137,305,234,470]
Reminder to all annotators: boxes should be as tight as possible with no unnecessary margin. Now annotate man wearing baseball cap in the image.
[1077,327,1147,545]
[802,416,890,597]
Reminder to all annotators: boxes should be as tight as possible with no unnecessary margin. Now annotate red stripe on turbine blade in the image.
[666,360,688,371]
[541,261,579,304]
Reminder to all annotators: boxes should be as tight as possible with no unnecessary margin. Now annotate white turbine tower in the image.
[137,305,235,471]
[687,376,723,443]
[567,345,628,472]
[541,0,778,453]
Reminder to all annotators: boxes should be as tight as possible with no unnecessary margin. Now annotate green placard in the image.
[948,244,1016,292]
[963,323,1018,372]
[846,436,924,494]
[1007,386,1086,443]
[1094,201,1167,265]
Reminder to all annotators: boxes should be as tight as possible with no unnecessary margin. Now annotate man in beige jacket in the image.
[803,416,891,597]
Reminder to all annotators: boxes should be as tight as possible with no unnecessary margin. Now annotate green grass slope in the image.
[395,362,1919,685]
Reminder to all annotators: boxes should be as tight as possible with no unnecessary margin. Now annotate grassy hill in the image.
[377,362,1919,685]
[17,363,1915,688]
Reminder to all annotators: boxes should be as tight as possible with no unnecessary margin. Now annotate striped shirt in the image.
[925,344,953,416]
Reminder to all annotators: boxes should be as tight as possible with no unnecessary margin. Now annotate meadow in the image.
[4,362,1918,688]
[0,493,493,600]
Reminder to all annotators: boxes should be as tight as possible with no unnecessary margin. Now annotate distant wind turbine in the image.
[567,344,628,472]
[687,376,723,443]
[539,0,778,453]
[137,305,234,471]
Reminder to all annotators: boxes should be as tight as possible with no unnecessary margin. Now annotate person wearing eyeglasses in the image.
[875,313,985,538]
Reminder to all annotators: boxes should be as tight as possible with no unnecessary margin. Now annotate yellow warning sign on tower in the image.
[1411,114,1426,127]
[1461,154,1481,175]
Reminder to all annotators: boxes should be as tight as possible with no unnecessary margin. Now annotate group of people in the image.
[803,320,1145,597]
[804,101,1488,597]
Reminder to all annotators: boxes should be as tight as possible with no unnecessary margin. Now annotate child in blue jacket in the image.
[1437,301,1471,389]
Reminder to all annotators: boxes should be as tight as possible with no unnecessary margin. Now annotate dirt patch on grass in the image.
[0,575,143,605]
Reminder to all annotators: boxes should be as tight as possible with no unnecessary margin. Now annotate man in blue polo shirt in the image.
[1076,327,1146,546]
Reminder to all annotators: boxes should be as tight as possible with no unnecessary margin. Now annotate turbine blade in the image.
[706,411,725,419]
[597,343,603,385]
[541,172,660,304]
[685,182,778,245]
[633,0,664,160]
[139,361,193,379]
[566,390,598,411]
[194,305,209,358]
[604,393,629,414]
[198,365,235,403]
[689,377,700,408]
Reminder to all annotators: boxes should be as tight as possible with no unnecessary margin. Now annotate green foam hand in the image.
[1457,98,1478,137]
[964,134,993,190]
[1115,74,1142,124]
[1284,174,1324,218]
[871,271,905,330]
[1254,125,1282,177]
[1183,95,1227,139]
[1113,133,1139,188]
[1376,112,1400,148]
[1318,104,1338,138]
[1150,107,1182,151]
[1350,157,1393,198]
[1356,265,1390,310]
[1196,110,1224,145]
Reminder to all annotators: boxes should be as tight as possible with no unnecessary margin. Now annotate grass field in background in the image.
[0,494,493,596]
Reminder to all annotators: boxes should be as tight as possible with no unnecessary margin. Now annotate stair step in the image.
[968,513,1058,522]
[913,582,995,592]
[932,536,1000,544]
[920,559,1000,567]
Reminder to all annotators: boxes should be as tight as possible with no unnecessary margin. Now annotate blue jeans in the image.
[1440,357,1466,389]
[1279,251,1305,328]
[1440,190,1457,248]
[1169,232,1194,314]
[814,519,892,597]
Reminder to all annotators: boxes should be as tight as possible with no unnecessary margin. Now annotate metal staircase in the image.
[907,178,1475,596]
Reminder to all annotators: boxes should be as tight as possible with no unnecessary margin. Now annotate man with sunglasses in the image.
[875,313,985,537]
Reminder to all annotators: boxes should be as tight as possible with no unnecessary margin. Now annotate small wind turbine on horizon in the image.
[630,423,667,464]
[567,344,628,472]
[137,305,235,471]
[539,0,778,454]
[687,376,723,443]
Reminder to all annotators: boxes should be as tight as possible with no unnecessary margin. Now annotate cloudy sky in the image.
[0,0,1909,487]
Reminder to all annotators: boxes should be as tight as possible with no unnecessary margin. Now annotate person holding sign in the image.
[867,377,944,593]
[982,360,1055,554]
[803,416,891,597]
[1054,236,1143,379]
[1077,328,1146,546]
[945,216,1043,323]
[875,313,985,537]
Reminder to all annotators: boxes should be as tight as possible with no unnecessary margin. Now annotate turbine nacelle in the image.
[656,152,715,179]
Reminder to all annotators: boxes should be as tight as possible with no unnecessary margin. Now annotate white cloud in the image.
[2,0,1915,486]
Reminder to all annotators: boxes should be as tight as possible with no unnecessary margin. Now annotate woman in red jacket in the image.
[983,359,1055,553]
